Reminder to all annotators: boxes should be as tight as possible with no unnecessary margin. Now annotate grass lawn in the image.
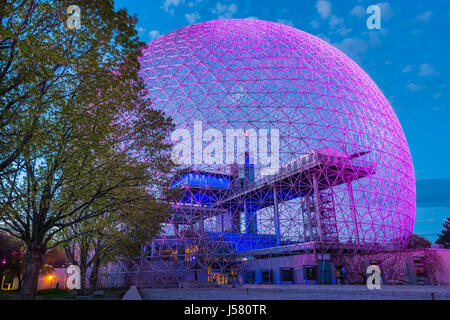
[0,288,127,300]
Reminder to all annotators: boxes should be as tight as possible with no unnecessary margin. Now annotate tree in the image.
[0,232,25,289]
[0,1,175,299]
[408,234,432,249]
[61,186,168,290]
[436,217,450,249]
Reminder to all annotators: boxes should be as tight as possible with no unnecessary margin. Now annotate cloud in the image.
[137,27,147,36]
[402,65,413,73]
[310,20,320,29]
[316,0,331,19]
[431,105,447,111]
[210,2,237,19]
[350,5,365,18]
[161,0,184,15]
[277,19,295,27]
[419,63,439,77]
[185,11,200,24]
[333,37,368,60]
[188,0,203,7]
[406,83,425,91]
[377,2,394,20]
[316,33,331,43]
[149,30,161,40]
[417,178,450,208]
[314,1,351,36]
[417,10,432,22]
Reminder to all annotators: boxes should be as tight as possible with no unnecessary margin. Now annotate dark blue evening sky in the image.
[115,0,450,241]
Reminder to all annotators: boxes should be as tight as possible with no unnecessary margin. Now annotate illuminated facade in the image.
[129,19,416,285]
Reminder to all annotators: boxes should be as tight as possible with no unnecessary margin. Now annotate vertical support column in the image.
[244,202,257,234]
[232,209,241,233]
[199,217,205,233]
[216,214,224,233]
[273,186,281,246]
[173,223,179,236]
[312,173,323,243]
[306,196,314,241]
[151,241,156,257]
[300,199,307,242]
[346,180,360,244]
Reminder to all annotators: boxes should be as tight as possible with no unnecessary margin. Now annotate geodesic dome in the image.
[139,19,415,272]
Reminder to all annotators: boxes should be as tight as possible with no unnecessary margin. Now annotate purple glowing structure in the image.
[137,19,415,283]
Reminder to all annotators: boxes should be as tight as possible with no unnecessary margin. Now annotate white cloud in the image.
[329,15,343,28]
[310,20,320,29]
[406,83,425,91]
[377,2,394,20]
[333,37,368,60]
[149,30,161,40]
[350,5,365,18]
[328,15,351,35]
[419,63,439,77]
[185,11,200,24]
[314,1,351,36]
[161,0,184,15]
[316,0,331,19]
[315,33,331,43]
[402,65,413,73]
[210,2,237,19]
[417,10,432,22]
[188,0,203,8]
[137,27,146,35]
[431,105,447,111]
[277,19,295,27]
[245,16,259,20]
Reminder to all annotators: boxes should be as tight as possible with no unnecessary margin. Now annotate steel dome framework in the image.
[129,19,415,285]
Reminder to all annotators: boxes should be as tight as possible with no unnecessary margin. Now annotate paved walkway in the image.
[122,286,142,300]
[139,285,450,300]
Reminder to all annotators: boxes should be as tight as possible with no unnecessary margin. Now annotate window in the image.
[243,271,255,284]
[257,269,272,284]
[280,268,294,284]
[261,270,272,283]
[304,266,317,281]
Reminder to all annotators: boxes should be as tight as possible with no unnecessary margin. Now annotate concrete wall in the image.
[434,249,450,285]
[244,254,317,284]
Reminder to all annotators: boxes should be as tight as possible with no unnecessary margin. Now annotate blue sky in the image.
[115,0,450,241]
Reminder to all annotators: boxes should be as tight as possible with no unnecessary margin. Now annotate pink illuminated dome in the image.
[140,19,415,252]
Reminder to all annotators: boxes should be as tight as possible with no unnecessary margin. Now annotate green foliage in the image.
[407,234,432,249]
[0,0,177,298]
[436,217,450,249]
[0,232,25,280]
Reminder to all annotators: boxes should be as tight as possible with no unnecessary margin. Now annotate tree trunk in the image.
[89,258,100,290]
[79,264,87,291]
[20,245,45,300]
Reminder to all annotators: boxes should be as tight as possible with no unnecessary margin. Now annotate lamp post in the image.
[48,275,54,289]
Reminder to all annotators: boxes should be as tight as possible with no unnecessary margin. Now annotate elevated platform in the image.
[216,151,375,211]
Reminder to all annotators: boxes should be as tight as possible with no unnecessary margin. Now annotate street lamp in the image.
[47,275,54,289]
